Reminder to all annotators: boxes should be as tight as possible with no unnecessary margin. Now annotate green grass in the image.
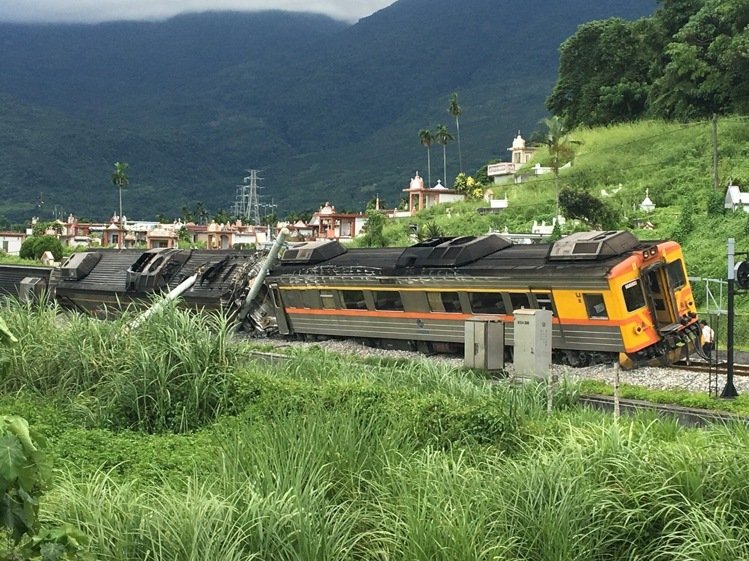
[8,296,749,560]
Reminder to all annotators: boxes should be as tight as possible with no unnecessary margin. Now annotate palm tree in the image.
[418,129,434,188]
[448,93,463,173]
[541,116,579,218]
[111,161,129,249]
[434,124,453,187]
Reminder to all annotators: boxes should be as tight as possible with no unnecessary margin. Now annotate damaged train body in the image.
[0,230,703,368]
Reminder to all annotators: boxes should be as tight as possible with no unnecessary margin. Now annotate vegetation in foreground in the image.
[3,300,749,560]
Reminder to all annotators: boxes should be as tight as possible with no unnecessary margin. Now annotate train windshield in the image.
[623,279,646,312]
[667,259,686,289]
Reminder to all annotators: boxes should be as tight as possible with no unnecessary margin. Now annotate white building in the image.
[725,184,749,213]
[487,132,539,184]
[640,189,656,213]
[0,232,25,256]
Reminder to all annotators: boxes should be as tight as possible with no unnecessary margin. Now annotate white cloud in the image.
[0,0,395,24]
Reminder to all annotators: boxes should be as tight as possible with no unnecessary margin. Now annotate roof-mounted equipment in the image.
[60,252,102,280]
[280,239,347,265]
[549,230,639,261]
[396,234,512,268]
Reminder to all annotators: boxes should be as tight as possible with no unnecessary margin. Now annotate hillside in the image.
[0,0,656,223]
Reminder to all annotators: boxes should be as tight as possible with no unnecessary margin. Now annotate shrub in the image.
[18,235,63,261]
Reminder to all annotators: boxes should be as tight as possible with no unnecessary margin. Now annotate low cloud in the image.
[0,0,395,24]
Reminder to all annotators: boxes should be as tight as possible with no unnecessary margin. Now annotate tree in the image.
[448,93,463,173]
[541,116,580,218]
[559,187,619,229]
[418,129,434,188]
[434,124,453,188]
[213,208,232,224]
[110,162,129,249]
[546,18,653,128]
[19,235,63,261]
[361,210,385,247]
[650,0,749,120]
[194,201,209,225]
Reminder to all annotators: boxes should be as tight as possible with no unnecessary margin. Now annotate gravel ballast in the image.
[261,337,749,395]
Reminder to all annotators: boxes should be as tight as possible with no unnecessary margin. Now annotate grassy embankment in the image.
[3,299,749,560]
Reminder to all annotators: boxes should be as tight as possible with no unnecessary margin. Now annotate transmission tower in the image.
[232,169,263,225]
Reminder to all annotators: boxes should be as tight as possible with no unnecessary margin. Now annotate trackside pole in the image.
[235,227,289,330]
[614,362,621,422]
[721,238,738,398]
[128,272,199,330]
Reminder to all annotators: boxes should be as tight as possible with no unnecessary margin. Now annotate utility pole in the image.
[721,238,738,398]
[712,113,719,191]
[259,200,277,243]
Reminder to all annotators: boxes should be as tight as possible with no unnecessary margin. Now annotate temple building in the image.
[402,172,464,216]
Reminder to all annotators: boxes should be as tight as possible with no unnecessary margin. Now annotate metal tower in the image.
[232,169,263,225]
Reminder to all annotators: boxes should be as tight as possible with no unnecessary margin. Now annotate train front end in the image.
[610,240,700,367]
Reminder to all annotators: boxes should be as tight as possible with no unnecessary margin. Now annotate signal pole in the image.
[721,238,738,398]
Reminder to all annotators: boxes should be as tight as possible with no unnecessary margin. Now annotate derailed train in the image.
[0,230,703,368]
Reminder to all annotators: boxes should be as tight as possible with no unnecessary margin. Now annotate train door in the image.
[268,283,289,334]
[644,264,679,331]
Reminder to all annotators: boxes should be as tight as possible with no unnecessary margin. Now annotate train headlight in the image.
[649,248,657,256]
[642,250,649,259]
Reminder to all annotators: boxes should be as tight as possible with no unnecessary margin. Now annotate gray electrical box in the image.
[19,276,46,302]
[513,309,552,377]
[464,316,504,371]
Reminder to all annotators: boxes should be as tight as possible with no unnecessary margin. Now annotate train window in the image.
[667,260,686,289]
[647,271,662,294]
[426,292,462,313]
[509,293,529,311]
[535,293,555,314]
[342,290,367,310]
[584,293,608,319]
[302,290,321,309]
[320,292,336,310]
[374,291,404,311]
[469,292,506,314]
[282,289,304,308]
[622,280,646,312]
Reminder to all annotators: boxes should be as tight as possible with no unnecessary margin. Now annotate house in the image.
[725,184,749,213]
[402,172,465,216]
[0,231,25,256]
[307,202,366,240]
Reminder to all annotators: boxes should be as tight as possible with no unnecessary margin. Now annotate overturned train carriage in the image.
[258,230,701,368]
[0,230,701,369]
[0,247,272,327]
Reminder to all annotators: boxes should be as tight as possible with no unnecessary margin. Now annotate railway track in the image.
[244,346,746,428]
[578,394,748,427]
[671,360,749,376]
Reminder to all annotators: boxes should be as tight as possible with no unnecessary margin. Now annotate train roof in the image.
[272,231,654,279]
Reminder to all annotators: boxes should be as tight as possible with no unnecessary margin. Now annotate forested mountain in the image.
[0,0,656,223]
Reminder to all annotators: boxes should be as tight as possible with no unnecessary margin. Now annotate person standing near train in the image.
[700,319,715,360]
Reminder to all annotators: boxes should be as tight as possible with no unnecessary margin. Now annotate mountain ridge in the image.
[0,0,657,222]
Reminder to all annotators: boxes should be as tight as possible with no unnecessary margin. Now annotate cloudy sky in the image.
[0,0,396,24]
